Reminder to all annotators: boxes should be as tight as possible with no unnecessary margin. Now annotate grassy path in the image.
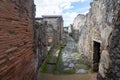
[37,36,97,80]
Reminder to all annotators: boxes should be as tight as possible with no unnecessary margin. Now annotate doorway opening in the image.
[93,41,101,72]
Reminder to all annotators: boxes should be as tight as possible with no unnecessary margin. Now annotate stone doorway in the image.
[93,41,101,72]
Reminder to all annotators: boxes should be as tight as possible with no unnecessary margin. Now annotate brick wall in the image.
[0,0,35,80]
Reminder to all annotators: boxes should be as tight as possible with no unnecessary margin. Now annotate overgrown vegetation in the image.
[54,46,76,74]
[40,48,53,73]
[53,46,63,74]
[40,38,66,73]
[39,37,93,74]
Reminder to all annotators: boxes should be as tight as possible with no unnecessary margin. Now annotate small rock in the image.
[62,58,67,62]
[64,68,71,71]
[76,69,87,74]
[69,63,75,68]
[66,59,71,63]
[64,63,68,66]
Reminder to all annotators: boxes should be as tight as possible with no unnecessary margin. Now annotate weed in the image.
[40,40,66,73]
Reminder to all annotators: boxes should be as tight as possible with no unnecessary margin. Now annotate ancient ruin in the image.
[0,0,35,80]
[42,15,64,44]
[0,0,120,80]
[35,16,64,49]
[34,18,48,73]
[34,16,64,71]
[72,0,120,79]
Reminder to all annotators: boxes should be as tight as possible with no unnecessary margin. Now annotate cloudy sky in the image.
[34,0,92,26]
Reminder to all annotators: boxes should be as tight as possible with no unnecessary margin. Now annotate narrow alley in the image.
[37,34,96,80]
[0,0,120,80]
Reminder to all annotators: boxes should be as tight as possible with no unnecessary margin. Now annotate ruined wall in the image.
[57,17,64,41]
[73,14,86,30]
[97,1,120,79]
[42,16,63,45]
[72,14,86,42]
[43,18,58,46]
[0,0,35,80]
[47,24,56,47]
[34,21,48,72]
[75,0,120,79]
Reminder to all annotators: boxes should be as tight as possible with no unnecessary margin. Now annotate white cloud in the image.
[60,2,74,10]
[63,12,78,26]
[34,0,89,26]
[83,11,89,14]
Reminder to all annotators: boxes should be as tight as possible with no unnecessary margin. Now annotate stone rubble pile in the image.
[61,35,87,74]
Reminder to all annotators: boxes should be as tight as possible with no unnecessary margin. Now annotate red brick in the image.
[0,0,35,80]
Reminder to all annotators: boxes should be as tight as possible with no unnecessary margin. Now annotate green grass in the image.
[40,39,67,73]
[54,69,75,74]
[40,50,53,72]
[40,43,57,72]
[85,65,91,70]
[53,44,65,74]
[53,44,76,74]
[63,69,75,74]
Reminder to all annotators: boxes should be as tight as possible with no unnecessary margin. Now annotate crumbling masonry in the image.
[73,0,120,79]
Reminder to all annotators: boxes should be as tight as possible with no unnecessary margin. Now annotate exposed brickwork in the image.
[0,0,35,80]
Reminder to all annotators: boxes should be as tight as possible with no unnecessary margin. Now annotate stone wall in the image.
[98,1,120,79]
[47,24,56,47]
[0,0,35,80]
[73,14,86,30]
[42,16,63,45]
[35,18,56,50]
[34,20,48,73]
[72,14,86,42]
[75,0,120,79]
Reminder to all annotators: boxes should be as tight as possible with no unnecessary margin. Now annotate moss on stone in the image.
[40,39,67,73]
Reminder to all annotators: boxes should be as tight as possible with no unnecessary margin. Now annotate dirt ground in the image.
[37,72,97,80]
